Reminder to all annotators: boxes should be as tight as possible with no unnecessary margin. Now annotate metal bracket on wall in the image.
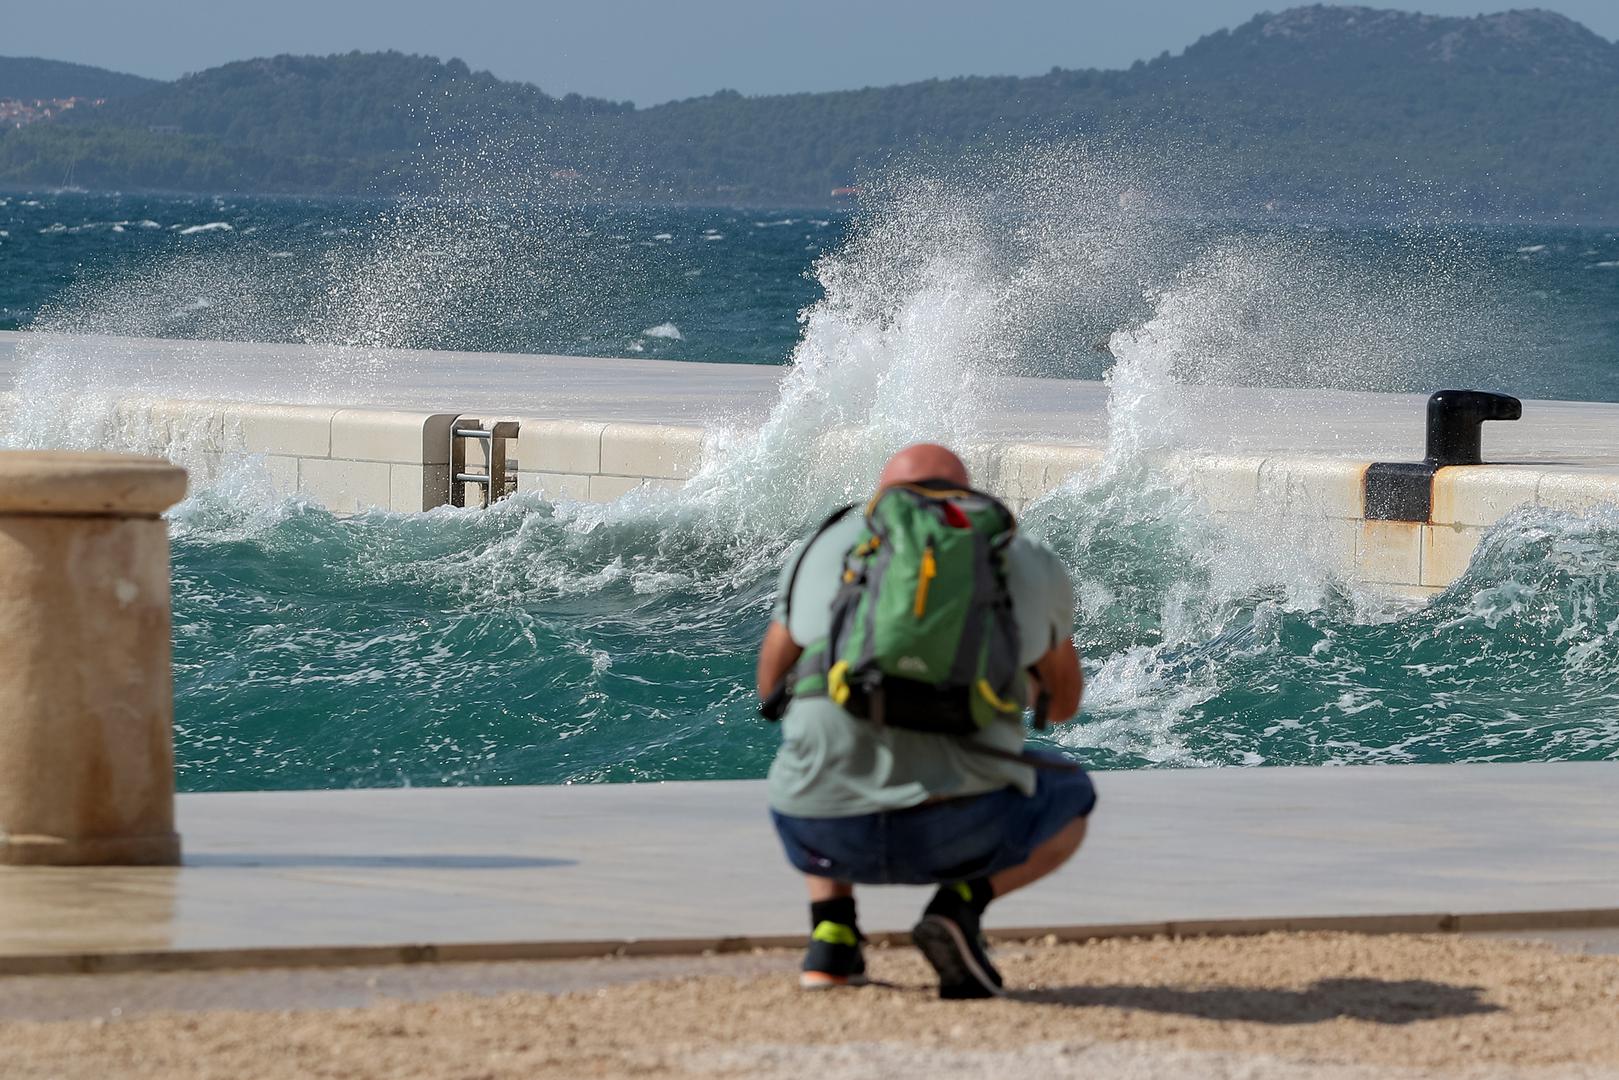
[449,418,520,508]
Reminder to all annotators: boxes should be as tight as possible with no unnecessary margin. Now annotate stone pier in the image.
[3,331,1619,595]
[0,452,188,866]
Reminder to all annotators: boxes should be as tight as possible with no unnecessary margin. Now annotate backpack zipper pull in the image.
[914,545,937,618]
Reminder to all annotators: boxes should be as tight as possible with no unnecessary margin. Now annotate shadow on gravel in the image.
[184,854,574,870]
[1011,978,1500,1025]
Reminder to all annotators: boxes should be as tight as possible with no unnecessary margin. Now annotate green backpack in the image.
[792,482,1025,735]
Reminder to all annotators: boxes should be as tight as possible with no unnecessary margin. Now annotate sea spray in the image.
[681,143,1209,522]
[1024,211,1508,763]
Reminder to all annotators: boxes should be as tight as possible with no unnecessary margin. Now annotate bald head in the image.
[877,443,970,491]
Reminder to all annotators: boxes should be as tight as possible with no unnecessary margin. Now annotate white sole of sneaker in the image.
[798,972,870,990]
[912,915,1004,998]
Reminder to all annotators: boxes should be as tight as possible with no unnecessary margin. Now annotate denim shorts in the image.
[770,751,1097,885]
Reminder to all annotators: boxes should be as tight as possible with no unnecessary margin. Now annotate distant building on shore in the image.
[0,97,104,129]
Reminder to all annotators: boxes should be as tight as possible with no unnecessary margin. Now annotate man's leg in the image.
[801,876,866,989]
[989,816,1087,897]
[913,767,1096,999]
[805,876,854,901]
[771,809,881,990]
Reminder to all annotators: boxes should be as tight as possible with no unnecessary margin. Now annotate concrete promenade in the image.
[0,762,1613,974]
[5,331,1619,464]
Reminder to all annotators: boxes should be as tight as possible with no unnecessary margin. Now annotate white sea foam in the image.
[1516,244,1547,253]
[641,322,683,340]
[178,222,233,235]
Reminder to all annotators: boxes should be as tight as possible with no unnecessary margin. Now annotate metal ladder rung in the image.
[449,418,519,508]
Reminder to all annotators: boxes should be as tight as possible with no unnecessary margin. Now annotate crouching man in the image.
[757,443,1095,999]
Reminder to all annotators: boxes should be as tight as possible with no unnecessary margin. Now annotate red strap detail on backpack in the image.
[941,503,971,529]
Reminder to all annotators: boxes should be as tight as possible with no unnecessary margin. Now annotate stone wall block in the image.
[599,423,706,481]
[1421,524,1486,588]
[263,455,300,498]
[587,474,644,502]
[521,472,592,502]
[112,398,227,459]
[297,458,393,514]
[992,443,1102,502]
[1297,516,1361,576]
[1257,459,1368,519]
[389,464,452,513]
[1355,519,1424,586]
[224,404,336,458]
[330,409,461,465]
[1166,454,1266,513]
[1430,466,1541,527]
[1535,472,1619,514]
[516,420,606,477]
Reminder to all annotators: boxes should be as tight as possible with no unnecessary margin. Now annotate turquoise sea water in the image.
[4,190,1619,400]
[3,177,1618,791]
[166,477,1619,792]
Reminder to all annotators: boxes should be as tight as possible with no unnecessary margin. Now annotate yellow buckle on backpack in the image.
[827,660,853,706]
[976,678,1021,714]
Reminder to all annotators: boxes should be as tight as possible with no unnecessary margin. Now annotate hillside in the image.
[0,52,630,193]
[617,6,1619,211]
[0,56,161,100]
[1,6,1616,218]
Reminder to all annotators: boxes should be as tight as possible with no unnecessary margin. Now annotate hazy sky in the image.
[12,1,1619,105]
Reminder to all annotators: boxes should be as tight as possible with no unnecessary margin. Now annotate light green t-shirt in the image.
[766,511,1076,818]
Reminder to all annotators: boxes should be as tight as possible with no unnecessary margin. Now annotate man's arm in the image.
[757,620,804,700]
[1029,637,1084,724]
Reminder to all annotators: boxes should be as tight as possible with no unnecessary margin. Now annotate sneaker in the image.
[800,920,868,990]
[912,885,1003,999]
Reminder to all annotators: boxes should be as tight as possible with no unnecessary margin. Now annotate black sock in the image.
[928,876,995,918]
[810,896,859,933]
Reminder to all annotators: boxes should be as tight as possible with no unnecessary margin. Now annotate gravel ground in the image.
[2,932,1617,1079]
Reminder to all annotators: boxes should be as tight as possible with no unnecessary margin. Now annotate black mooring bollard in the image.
[1366,389,1523,521]
[1425,390,1522,467]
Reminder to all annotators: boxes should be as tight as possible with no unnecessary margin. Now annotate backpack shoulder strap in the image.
[781,503,855,633]
[965,485,1018,544]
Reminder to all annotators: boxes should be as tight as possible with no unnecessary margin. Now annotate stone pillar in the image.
[0,452,188,866]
